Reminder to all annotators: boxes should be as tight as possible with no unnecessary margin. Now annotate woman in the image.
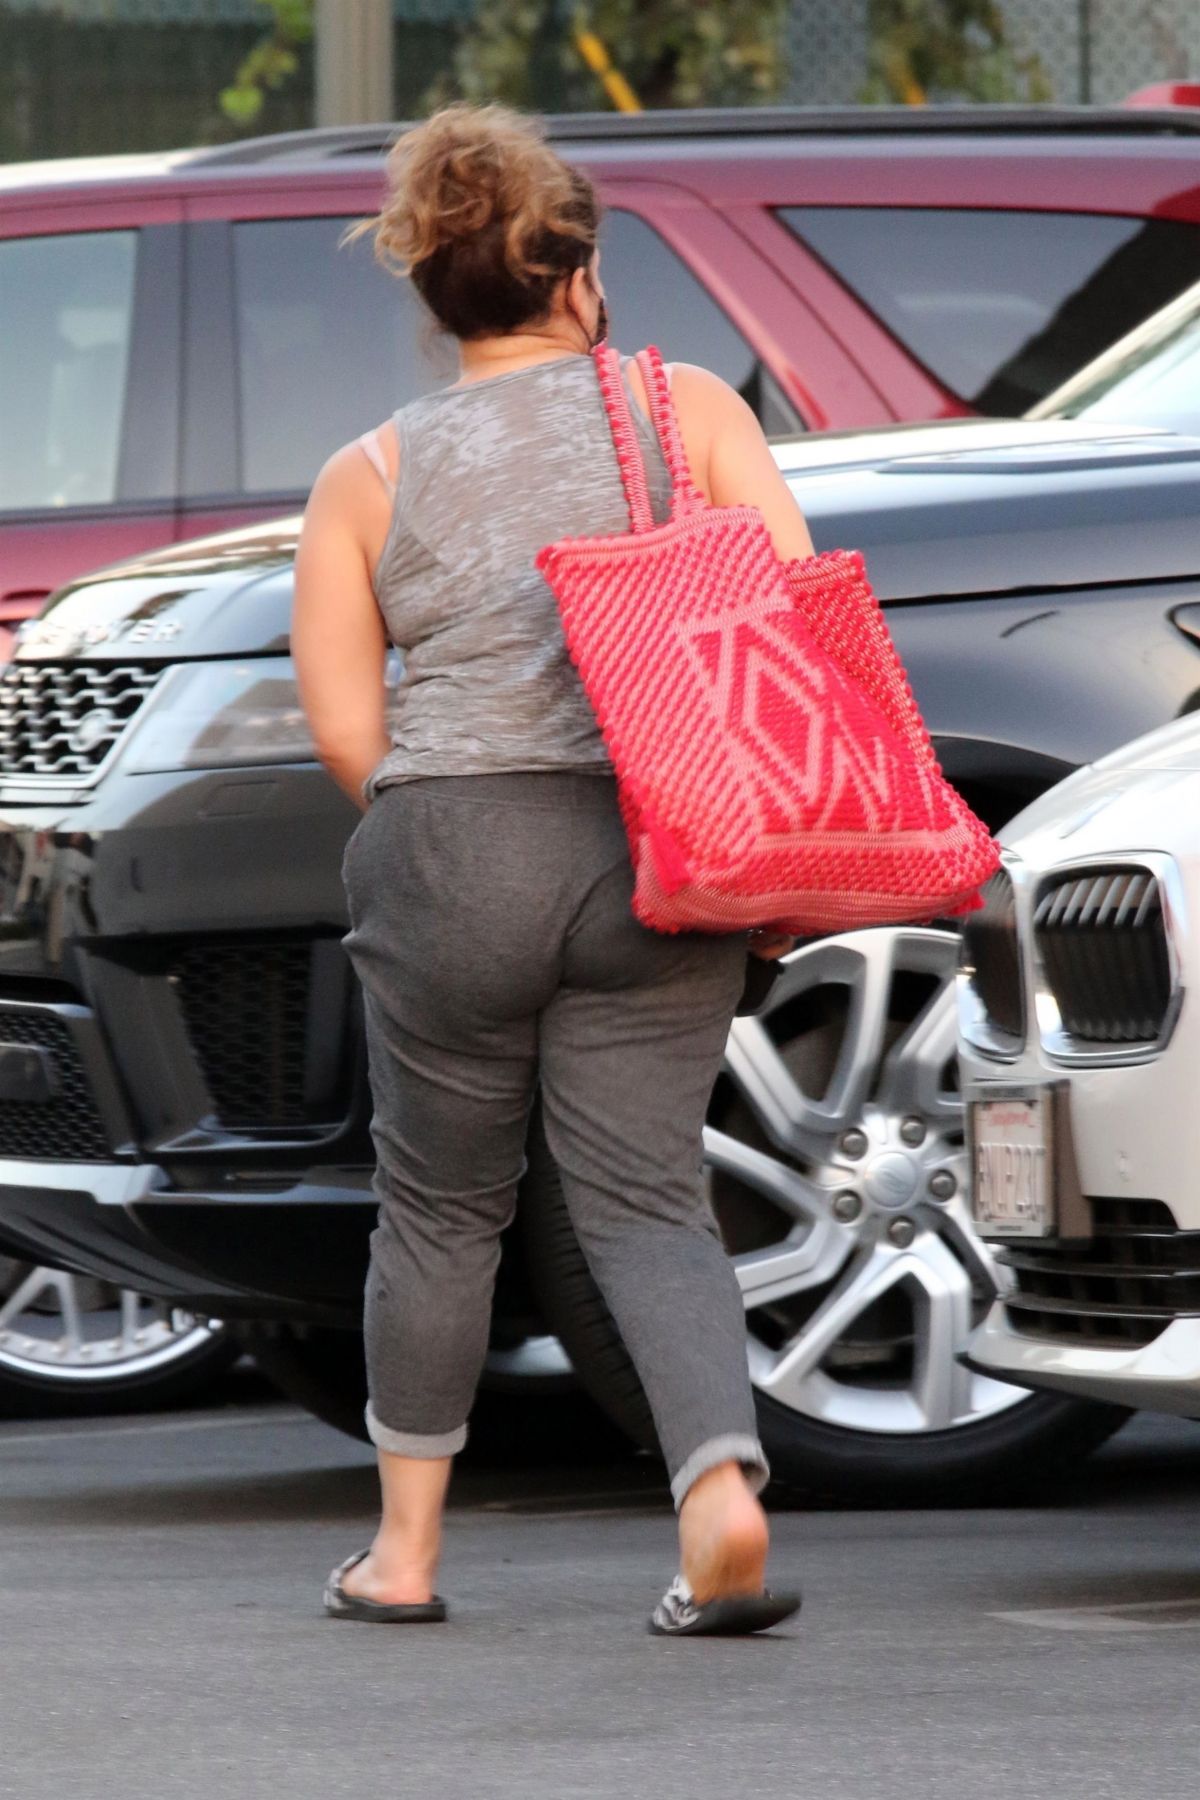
[294,103,814,1637]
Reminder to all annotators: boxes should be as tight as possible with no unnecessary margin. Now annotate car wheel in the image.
[521,927,1128,1504]
[0,1257,234,1415]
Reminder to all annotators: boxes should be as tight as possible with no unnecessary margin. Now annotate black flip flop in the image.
[649,1574,801,1637]
[323,1550,448,1623]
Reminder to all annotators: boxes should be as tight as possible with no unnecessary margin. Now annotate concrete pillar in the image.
[315,0,394,127]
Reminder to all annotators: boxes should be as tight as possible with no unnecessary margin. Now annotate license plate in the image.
[970,1091,1055,1238]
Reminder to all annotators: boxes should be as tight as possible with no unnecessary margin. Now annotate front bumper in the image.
[0,1156,375,1324]
[969,1301,1200,1418]
[960,847,1200,1410]
[0,762,376,1318]
[962,1046,1200,1406]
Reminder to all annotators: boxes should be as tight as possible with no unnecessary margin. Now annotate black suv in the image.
[3,417,1200,1496]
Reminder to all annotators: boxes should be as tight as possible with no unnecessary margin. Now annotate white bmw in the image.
[961,712,1200,1415]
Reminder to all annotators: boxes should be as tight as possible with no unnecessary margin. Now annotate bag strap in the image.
[634,346,707,519]
[592,343,656,534]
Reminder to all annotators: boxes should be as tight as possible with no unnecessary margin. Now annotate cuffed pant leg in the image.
[364,1405,468,1460]
[540,862,769,1508]
[357,987,537,1449]
[343,782,555,1453]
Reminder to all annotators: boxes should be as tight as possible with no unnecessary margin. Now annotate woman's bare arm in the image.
[293,445,392,808]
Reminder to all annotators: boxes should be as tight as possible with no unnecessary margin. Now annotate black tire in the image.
[240,1323,372,1440]
[519,1117,1128,1506]
[0,1320,237,1418]
[240,1320,635,1467]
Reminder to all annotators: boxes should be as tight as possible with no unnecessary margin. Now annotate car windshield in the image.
[1033,281,1200,432]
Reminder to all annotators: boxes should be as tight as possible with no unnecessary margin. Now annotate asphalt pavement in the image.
[3,1377,1200,1800]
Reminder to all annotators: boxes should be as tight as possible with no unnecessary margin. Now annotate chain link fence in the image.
[785,0,1200,106]
[0,1,474,18]
[1009,0,1200,106]
[785,0,868,105]
[0,1,464,159]
[6,0,1200,162]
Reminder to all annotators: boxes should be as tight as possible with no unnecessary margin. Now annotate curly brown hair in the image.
[355,104,600,341]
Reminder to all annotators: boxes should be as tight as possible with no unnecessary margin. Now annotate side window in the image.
[0,230,139,512]
[600,211,802,435]
[230,209,800,493]
[778,207,1200,414]
[231,217,438,495]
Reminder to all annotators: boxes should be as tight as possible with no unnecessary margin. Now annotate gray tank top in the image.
[366,355,671,797]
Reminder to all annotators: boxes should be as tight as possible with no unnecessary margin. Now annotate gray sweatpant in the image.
[342,772,768,1507]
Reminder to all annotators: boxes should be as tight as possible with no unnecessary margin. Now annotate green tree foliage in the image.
[219,0,313,127]
[443,1,789,112]
[861,0,1053,105]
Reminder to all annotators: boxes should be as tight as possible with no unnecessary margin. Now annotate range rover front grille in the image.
[1034,866,1172,1046]
[0,662,161,782]
[168,940,314,1129]
[1002,1198,1199,1348]
[0,1010,110,1161]
[960,868,1023,1046]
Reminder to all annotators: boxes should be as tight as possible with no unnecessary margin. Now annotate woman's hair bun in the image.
[360,103,601,340]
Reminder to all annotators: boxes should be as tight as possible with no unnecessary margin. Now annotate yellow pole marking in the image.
[575,27,643,113]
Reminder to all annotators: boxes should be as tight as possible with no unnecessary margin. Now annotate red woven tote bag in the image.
[536,345,998,935]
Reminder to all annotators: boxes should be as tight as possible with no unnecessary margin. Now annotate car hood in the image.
[1001,712,1200,864]
[14,421,1200,664]
[768,414,1154,476]
[12,518,303,663]
[783,420,1200,601]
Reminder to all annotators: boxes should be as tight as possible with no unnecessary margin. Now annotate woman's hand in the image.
[293,443,394,809]
[748,930,796,962]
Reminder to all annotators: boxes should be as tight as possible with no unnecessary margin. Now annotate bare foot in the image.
[339,1546,436,1606]
[677,1462,770,1605]
[338,1447,452,1606]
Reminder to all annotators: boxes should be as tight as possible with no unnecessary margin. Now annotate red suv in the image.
[7,104,1200,623]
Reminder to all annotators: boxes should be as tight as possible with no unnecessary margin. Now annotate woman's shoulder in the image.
[625,355,749,428]
[665,361,752,418]
[309,422,401,508]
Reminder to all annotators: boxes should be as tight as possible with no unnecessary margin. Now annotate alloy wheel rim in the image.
[0,1259,218,1384]
[708,927,1021,1436]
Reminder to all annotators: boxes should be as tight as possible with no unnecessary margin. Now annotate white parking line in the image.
[0,1405,314,1449]
[993,1599,1200,1632]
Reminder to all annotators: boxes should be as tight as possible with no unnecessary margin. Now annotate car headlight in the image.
[122,657,317,773]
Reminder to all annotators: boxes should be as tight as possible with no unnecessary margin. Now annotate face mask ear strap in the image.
[567,260,607,351]
[590,295,609,351]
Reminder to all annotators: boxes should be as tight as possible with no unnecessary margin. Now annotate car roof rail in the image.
[188,103,1200,166]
